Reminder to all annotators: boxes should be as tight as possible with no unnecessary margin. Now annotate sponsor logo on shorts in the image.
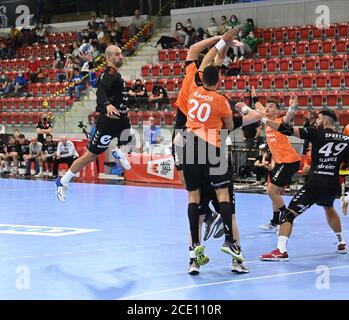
[147,157,175,180]
[100,135,112,145]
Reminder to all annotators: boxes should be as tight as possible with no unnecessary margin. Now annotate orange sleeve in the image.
[220,98,233,118]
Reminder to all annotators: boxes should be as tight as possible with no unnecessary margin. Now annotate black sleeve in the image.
[232,116,243,130]
[194,71,203,87]
[42,143,46,152]
[298,127,319,142]
[96,70,120,111]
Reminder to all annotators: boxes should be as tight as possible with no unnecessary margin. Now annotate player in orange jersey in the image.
[252,88,301,232]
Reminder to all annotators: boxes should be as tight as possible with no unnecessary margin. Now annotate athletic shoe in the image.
[337,243,347,254]
[340,196,348,216]
[232,259,250,273]
[220,241,245,263]
[187,259,200,275]
[258,222,279,232]
[213,220,225,239]
[55,178,67,202]
[193,244,209,266]
[259,248,289,261]
[203,212,221,241]
[112,148,131,171]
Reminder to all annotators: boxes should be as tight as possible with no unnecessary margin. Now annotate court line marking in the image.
[119,264,349,300]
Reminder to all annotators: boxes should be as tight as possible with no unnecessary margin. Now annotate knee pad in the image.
[279,208,296,224]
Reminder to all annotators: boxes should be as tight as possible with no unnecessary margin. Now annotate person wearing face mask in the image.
[243,18,255,36]
[232,30,258,62]
[229,15,240,29]
[184,19,196,47]
[205,17,219,38]
[218,16,231,35]
[36,113,53,144]
[152,22,187,49]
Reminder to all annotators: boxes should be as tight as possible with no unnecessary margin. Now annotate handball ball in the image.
[79,43,93,55]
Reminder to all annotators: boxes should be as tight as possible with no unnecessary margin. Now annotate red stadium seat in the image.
[8,59,15,69]
[236,75,249,91]
[339,110,349,125]
[261,74,274,90]
[253,59,266,73]
[274,27,286,42]
[257,43,270,58]
[330,72,344,89]
[224,76,235,90]
[32,46,39,58]
[141,64,152,77]
[279,57,292,72]
[20,112,29,126]
[270,42,283,57]
[304,56,318,72]
[286,26,299,41]
[315,73,330,89]
[166,79,176,92]
[311,26,323,39]
[177,78,183,90]
[241,59,253,74]
[325,23,338,39]
[326,91,341,108]
[308,39,321,55]
[287,74,300,90]
[300,25,312,40]
[283,41,296,56]
[296,41,308,55]
[321,39,335,55]
[249,75,261,91]
[338,23,349,37]
[173,63,183,76]
[162,64,172,77]
[164,111,175,126]
[342,93,349,108]
[178,48,188,61]
[152,111,163,126]
[262,28,274,42]
[296,92,310,108]
[335,38,349,54]
[319,55,332,72]
[158,50,168,62]
[344,73,349,89]
[151,64,161,77]
[310,91,325,109]
[291,57,304,72]
[266,58,278,73]
[144,79,154,92]
[333,55,347,71]
[275,74,287,90]
[168,49,178,62]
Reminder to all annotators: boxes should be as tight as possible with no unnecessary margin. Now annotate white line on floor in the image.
[119,264,349,300]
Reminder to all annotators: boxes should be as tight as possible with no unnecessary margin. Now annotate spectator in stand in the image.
[228,15,241,29]
[25,137,43,177]
[218,15,231,35]
[16,134,30,170]
[0,139,5,173]
[88,28,98,42]
[243,18,255,37]
[88,16,99,31]
[36,113,53,144]
[205,17,219,38]
[68,68,86,100]
[148,81,168,110]
[27,56,41,83]
[3,135,19,176]
[253,143,272,186]
[35,22,48,44]
[5,36,17,58]
[80,29,90,43]
[53,137,79,178]
[0,71,11,97]
[12,129,21,140]
[128,79,148,109]
[91,42,101,59]
[110,17,121,34]
[99,30,112,51]
[53,46,65,69]
[102,14,113,31]
[130,9,147,37]
[62,56,74,82]
[9,71,28,97]
[71,42,80,58]
[9,25,21,42]
[183,19,196,47]
[96,28,105,42]
[232,30,258,62]
[41,133,57,177]
[153,22,187,49]
[110,29,122,46]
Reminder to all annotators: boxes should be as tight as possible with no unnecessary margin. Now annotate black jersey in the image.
[0,140,4,153]
[299,127,349,185]
[96,66,128,116]
[17,140,30,155]
[5,143,18,153]
[42,141,57,154]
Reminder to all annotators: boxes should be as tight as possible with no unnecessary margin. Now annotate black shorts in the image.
[269,161,300,187]
[183,134,231,192]
[172,108,187,171]
[88,114,132,155]
[200,179,236,215]
[288,182,340,214]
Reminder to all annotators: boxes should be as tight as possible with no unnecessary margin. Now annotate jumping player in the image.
[252,89,301,232]
[55,45,133,201]
[259,110,347,261]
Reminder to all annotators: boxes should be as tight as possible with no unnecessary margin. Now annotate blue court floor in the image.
[0,178,349,300]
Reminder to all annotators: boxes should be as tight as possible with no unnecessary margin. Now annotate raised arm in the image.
[235,101,262,126]
[282,93,297,124]
[262,117,301,139]
[186,36,221,61]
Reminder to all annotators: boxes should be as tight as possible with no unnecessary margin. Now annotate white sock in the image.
[335,232,345,245]
[277,235,289,253]
[60,169,75,186]
[189,250,196,259]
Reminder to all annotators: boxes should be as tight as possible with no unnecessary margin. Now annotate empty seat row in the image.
[17,44,72,59]
[128,110,176,127]
[0,97,73,111]
[0,112,47,126]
